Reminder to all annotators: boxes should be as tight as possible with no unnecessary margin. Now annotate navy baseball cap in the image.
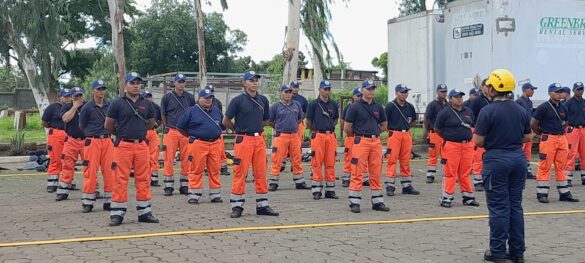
[395,84,410,93]
[71,87,85,96]
[548,83,563,93]
[59,88,71,97]
[573,82,584,90]
[206,85,215,92]
[175,73,187,82]
[362,79,376,89]
[198,87,214,98]
[521,83,538,91]
[449,89,465,97]
[243,71,261,80]
[141,90,152,97]
[290,80,301,88]
[352,87,362,96]
[469,88,479,95]
[437,84,448,92]
[319,80,332,89]
[125,72,143,82]
[280,85,292,92]
[562,87,571,94]
[92,80,106,89]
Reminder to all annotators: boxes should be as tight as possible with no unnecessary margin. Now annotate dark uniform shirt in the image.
[292,94,309,113]
[212,97,223,112]
[475,100,531,150]
[341,102,352,121]
[61,102,86,139]
[152,102,162,124]
[385,99,417,131]
[79,100,110,137]
[434,106,474,142]
[515,96,534,120]
[564,96,585,126]
[424,99,447,131]
[107,96,155,139]
[42,102,66,130]
[269,100,303,133]
[176,105,223,140]
[469,93,491,120]
[225,92,270,134]
[160,90,196,128]
[345,99,387,136]
[306,98,339,131]
[533,99,567,135]
[463,99,473,108]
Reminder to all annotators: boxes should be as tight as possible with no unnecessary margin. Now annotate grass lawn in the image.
[0,114,47,144]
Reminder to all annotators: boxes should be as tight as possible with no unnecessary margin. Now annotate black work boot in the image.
[103,203,111,211]
[55,194,68,202]
[386,185,395,196]
[440,200,452,208]
[231,207,243,218]
[188,198,199,204]
[82,204,93,213]
[463,197,480,207]
[506,252,525,263]
[163,187,173,196]
[221,166,231,176]
[295,182,311,190]
[402,186,420,195]
[150,180,160,187]
[109,215,123,227]
[474,183,484,192]
[47,186,57,193]
[312,192,322,200]
[324,191,339,199]
[362,180,370,186]
[268,183,278,192]
[350,204,360,213]
[342,179,349,188]
[210,197,223,203]
[559,192,579,202]
[484,250,506,263]
[138,213,160,223]
[179,186,188,195]
[537,193,549,203]
[256,206,279,216]
[426,176,435,184]
[372,203,390,212]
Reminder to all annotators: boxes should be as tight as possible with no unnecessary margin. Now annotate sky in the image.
[131,0,402,72]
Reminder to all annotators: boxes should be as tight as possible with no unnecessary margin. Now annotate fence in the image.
[0,89,36,109]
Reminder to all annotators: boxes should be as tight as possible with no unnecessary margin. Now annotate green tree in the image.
[399,0,455,16]
[0,66,26,92]
[371,52,388,81]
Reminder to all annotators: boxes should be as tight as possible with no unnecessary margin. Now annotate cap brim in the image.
[93,85,106,89]
[245,74,261,80]
[364,85,377,89]
[451,92,465,96]
[127,77,143,82]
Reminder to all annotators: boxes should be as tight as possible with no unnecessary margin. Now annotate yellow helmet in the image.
[486,69,516,92]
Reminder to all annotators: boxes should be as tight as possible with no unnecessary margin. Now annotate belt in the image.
[275,131,295,135]
[355,134,379,138]
[570,125,585,128]
[190,137,220,142]
[88,135,111,139]
[316,130,334,134]
[390,129,409,132]
[68,136,85,140]
[120,138,145,143]
[542,133,564,136]
[236,132,263,137]
[447,139,471,143]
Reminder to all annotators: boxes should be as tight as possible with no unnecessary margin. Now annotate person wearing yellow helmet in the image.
[473,69,532,263]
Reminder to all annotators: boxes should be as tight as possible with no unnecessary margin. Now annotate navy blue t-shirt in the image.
[60,102,86,139]
[434,106,474,142]
[269,100,303,133]
[79,100,110,137]
[424,99,447,130]
[42,102,66,130]
[385,100,417,131]
[306,98,339,131]
[341,102,352,121]
[107,96,155,139]
[533,100,567,135]
[292,94,309,113]
[475,100,531,151]
[564,96,585,126]
[160,90,196,128]
[225,92,270,134]
[515,96,534,120]
[469,93,491,120]
[345,99,387,136]
[152,102,162,124]
[176,105,223,140]
[212,97,223,112]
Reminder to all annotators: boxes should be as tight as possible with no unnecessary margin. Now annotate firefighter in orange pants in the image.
[515,83,538,180]
[41,88,71,193]
[280,80,309,172]
[345,80,390,213]
[223,71,279,218]
[142,90,162,186]
[105,72,159,226]
[384,84,420,196]
[423,84,448,183]
[177,86,224,204]
[268,85,310,191]
[77,80,113,213]
[55,87,87,201]
[531,83,579,203]
[469,79,491,191]
[208,85,231,176]
[341,88,365,187]
[306,80,340,200]
[563,82,585,186]
[160,73,196,196]
[434,89,479,208]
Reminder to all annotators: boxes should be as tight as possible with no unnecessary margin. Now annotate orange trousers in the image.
[536,134,569,196]
[310,132,337,193]
[348,136,384,206]
[162,128,189,189]
[385,131,413,189]
[146,130,160,182]
[471,146,485,185]
[82,138,114,206]
[343,136,354,174]
[110,140,152,218]
[230,134,269,209]
[56,137,84,196]
[187,138,222,201]
[269,132,304,186]
[220,135,227,164]
[46,128,66,188]
[566,127,585,172]
[427,131,443,176]
[441,141,475,203]
[297,122,305,145]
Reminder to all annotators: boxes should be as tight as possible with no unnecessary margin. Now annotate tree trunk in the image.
[282,0,301,85]
[194,0,207,90]
[108,0,127,96]
[309,39,324,98]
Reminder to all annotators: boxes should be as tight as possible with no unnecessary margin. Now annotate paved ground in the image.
[1,157,585,262]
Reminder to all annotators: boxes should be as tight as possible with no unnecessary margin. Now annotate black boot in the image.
[506,253,525,263]
[386,186,395,196]
[164,187,173,196]
[47,186,57,193]
[312,192,322,200]
[109,215,123,227]
[484,250,506,263]
[256,206,279,216]
[295,182,311,190]
[221,166,231,176]
[537,193,549,203]
[103,203,111,211]
[350,204,360,213]
[138,213,160,223]
[210,197,223,203]
[55,194,68,202]
[372,203,390,212]
[82,204,93,213]
[426,176,435,184]
[440,200,452,208]
[324,191,339,199]
[342,179,349,188]
[559,192,580,202]
[188,198,199,204]
[268,183,278,192]
[150,180,160,187]
[474,183,484,192]
[231,207,243,218]
[402,186,420,195]
[179,186,188,195]
[362,180,370,186]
